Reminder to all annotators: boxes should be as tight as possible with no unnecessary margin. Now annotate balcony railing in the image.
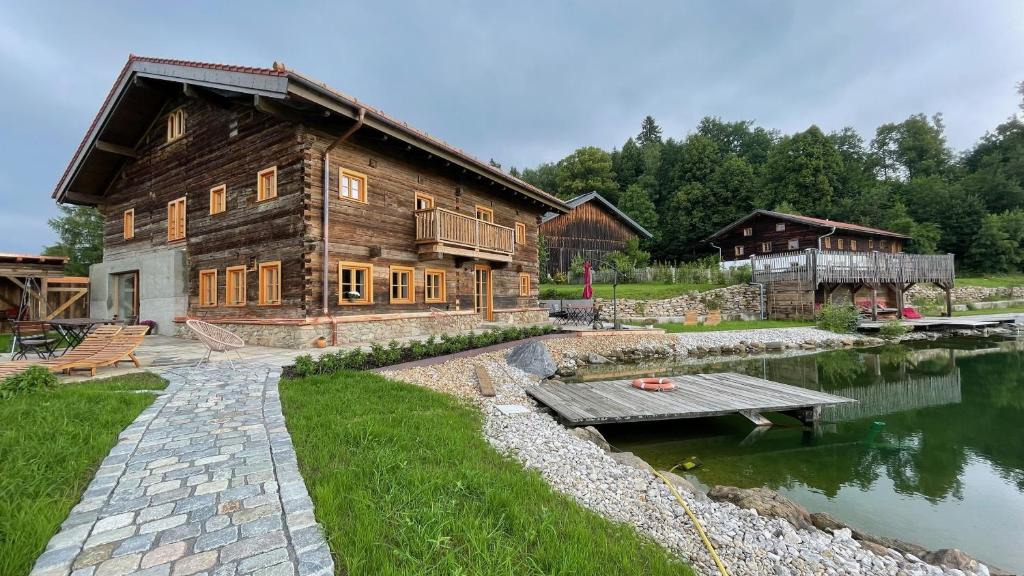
[415,208,515,262]
[750,249,955,286]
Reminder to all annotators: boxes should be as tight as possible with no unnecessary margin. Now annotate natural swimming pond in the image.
[583,337,1024,573]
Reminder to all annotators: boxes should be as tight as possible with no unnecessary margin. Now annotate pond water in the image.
[583,338,1024,573]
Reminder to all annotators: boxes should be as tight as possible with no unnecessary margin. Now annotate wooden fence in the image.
[751,250,955,286]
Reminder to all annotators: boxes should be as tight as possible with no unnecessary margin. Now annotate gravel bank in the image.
[384,331,985,576]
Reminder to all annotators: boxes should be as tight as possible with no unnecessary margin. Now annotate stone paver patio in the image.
[29,363,333,576]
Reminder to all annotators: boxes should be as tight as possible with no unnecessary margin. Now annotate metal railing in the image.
[751,249,955,286]
[414,208,515,255]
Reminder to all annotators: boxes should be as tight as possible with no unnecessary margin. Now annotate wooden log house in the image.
[539,191,653,276]
[707,210,955,319]
[52,56,568,347]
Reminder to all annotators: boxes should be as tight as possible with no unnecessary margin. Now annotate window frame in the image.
[167,197,186,242]
[258,261,282,306]
[787,238,799,250]
[775,222,786,232]
[837,238,845,250]
[734,245,745,257]
[868,239,875,250]
[742,227,753,237]
[340,168,368,204]
[338,261,374,305]
[475,205,494,222]
[225,266,247,307]
[198,269,218,307]
[209,184,227,215]
[760,241,772,253]
[257,166,278,202]
[518,273,531,297]
[166,108,185,142]
[850,239,858,251]
[123,209,134,240]
[514,222,527,245]
[389,265,415,304]
[424,268,446,303]
[414,192,434,210]
[824,236,832,249]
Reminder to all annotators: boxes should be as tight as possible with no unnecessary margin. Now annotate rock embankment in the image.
[383,334,994,576]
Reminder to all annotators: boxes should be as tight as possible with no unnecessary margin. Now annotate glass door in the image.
[113,272,139,321]
[474,265,492,320]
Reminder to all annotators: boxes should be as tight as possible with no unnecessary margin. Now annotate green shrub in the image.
[539,288,561,300]
[0,366,59,399]
[878,320,911,340]
[816,303,860,333]
[293,355,316,377]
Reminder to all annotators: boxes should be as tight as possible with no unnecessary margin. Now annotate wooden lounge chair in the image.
[684,310,700,326]
[61,326,150,376]
[705,310,722,326]
[0,325,123,379]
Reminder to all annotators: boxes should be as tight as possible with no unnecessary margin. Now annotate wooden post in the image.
[896,285,904,319]
[870,285,878,321]
[944,284,953,317]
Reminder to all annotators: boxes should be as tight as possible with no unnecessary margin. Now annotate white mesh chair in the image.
[186,319,246,368]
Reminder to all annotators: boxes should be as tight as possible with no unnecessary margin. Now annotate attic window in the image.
[167,108,185,142]
[775,222,786,232]
[742,227,753,237]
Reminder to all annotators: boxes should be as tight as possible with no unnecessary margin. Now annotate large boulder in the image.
[506,340,557,378]
[569,426,611,452]
[708,486,813,530]
[609,451,654,473]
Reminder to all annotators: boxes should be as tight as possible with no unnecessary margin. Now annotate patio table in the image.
[48,318,120,351]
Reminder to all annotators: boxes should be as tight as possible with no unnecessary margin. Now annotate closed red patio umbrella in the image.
[582,261,593,300]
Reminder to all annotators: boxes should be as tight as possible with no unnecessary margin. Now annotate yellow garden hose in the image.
[653,469,731,576]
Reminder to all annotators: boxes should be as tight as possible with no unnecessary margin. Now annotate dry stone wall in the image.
[908,284,1024,303]
[596,284,763,321]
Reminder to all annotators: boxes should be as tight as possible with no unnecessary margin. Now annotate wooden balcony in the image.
[415,208,515,263]
[750,249,955,288]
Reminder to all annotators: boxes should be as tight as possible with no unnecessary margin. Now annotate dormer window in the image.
[166,108,185,142]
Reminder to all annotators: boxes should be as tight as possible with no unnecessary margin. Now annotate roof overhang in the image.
[705,209,910,243]
[54,57,569,214]
[541,191,653,238]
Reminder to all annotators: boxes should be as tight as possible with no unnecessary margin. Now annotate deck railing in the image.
[414,208,515,255]
[750,249,955,286]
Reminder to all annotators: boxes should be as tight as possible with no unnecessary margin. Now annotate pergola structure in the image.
[0,253,87,323]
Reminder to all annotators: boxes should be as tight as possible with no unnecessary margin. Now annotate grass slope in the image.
[281,371,691,576]
[0,373,167,575]
[656,319,815,333]
[956,275,1024,288]
[540,283,721,300]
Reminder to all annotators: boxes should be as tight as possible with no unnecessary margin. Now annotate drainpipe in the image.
[322,108,365,344]
[709,241,723,266]
[817,226,837,250]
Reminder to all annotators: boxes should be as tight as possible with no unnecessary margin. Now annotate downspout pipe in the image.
[322,108,365,342]
[817,226,837,250]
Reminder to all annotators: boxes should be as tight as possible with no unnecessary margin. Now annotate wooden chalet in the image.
[707,210,955,320]
[53,56,568,347]
[540,191,653,276]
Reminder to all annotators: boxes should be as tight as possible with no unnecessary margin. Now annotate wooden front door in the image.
[113,271,139,320]
[474,265,492,321]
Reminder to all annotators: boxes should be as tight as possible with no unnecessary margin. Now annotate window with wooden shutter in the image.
[257,167,277,201]
[414,192,434,210]
[519,273,531,297]
[258,261,281,305]
[340,169,368,203]
[424,269,445,303]
[123,209,134,240]
[166,108,185,142]
[198,270,217,307]
[515,222,527,245]
[338,262,373,305]
[389,266,414,304]
[167,197,186,242]
[225,266,246,306]
[210,185,226,214]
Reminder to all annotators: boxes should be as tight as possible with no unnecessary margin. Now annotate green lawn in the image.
[540,282,722,300]
[281,371,691,576]
[656,319,815,333]
[956,275,1024,288]
[0,373,167,576]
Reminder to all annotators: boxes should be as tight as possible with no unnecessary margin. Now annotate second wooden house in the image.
[53,56,568,347]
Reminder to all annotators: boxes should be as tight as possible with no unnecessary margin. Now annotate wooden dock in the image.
[858,316,1018,331]
[527,372,855,426]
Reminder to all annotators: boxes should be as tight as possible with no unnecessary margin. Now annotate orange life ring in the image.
[631,377,675,392]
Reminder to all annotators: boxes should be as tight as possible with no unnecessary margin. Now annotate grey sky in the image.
[1,0,1022,254]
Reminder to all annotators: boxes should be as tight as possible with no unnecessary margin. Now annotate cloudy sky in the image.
[1,0,1022,253]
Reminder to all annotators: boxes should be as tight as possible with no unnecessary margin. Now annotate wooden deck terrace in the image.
[526,372,854,427]
[751,249,954,286]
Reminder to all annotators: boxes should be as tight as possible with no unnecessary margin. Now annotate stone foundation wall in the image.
[908,284,1024,303]
[175,308,551,349]
[596,284,763,321]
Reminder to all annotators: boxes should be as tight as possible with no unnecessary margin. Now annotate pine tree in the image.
[637,115,663,148]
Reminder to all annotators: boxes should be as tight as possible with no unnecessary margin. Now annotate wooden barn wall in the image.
[303,128,546,316]
[719,213,905,262]
[100,98,307,319]
[540,202,637,274]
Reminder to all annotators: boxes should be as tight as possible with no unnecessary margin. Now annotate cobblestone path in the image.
[29,364,333,576]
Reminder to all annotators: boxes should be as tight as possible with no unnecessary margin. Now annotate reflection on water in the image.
[593,338,1024,573]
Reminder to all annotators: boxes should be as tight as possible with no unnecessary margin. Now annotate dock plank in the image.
[526,372,855,426]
